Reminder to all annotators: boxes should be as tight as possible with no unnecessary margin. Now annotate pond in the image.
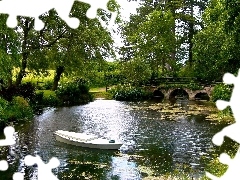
[0,99,230,179]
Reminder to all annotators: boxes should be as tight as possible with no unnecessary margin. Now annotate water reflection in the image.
[0,99,228,179]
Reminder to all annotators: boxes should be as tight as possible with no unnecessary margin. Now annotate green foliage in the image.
[211,83,233,119]
[120,59,152,86]
[34,91,44,105]
[0,97,9,126]
[211,83,232,102]
[192,0,240,81]
[42,80,54,90]
[55,79,92,105]
[201,157,227,179]
[18,82,36,101]
[0,96,33,125]
[109,85,151,101]
[43,95,59,107]
[104,62,126,86]
[33,90,59,107]
[91,91,113,100]
[0,82,36,101]
[121,9,177,78]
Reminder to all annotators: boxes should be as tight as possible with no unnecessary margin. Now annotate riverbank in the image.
[0,86,234,130]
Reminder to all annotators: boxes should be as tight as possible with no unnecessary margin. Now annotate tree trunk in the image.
[15,54,27,86]
[7,77,12,87]
[15,20,30,86]
[52,66,65,91]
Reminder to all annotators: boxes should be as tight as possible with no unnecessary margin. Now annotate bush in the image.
[0,85,18,101]
[34,91,44,105]
[0,96,33,124]
[42,80,53,90]
[18,82,36,101]
[211,83,232,102]
[0,82,36,101]
[0,97,9,125]
[109,85,151,101]
[42,95,59,107]
[55,79,91,105]
[211,83,233,119]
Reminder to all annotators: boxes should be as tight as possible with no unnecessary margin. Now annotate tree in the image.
[192,0,240,81]
[121,0,209,81]
[0,15,20,87]
[46,2,117,90]
[0,0,119,89]
[177,0,208,66]
[120,7,177,79]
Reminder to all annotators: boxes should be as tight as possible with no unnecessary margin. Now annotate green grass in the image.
[89,87,107,92]
[36,90,56,97]
[89,87,113,100]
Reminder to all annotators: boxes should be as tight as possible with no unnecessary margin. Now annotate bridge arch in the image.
[149,86,214,101]
[153,89,164,99]
[194,92,210,101]
[169,88,189,100]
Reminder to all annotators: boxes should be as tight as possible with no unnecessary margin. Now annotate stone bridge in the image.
[146,86,214,101]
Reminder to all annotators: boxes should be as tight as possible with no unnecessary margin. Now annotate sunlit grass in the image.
[89,87,106,92]
[36,90,56,97]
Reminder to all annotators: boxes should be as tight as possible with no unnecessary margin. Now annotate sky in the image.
[110,0,140,47]
[116,0,139,21]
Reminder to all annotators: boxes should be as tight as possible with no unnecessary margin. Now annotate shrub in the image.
[42,95,59,107]
[42,80,53,90]
[211,83,233,119]
[0,96,33,124]
[0,85,18,101]
[0,82,36,101]
[55,79,91,105]
[211,83,232,102]
[0,97,9,125]
[34,91,44,105]
[109,85,151,101]
[18,82,36,101]
[8,96,33,121]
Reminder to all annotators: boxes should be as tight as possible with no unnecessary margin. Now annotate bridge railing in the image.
[148,77,219,87]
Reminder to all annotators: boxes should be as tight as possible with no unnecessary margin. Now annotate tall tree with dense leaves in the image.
[120,0,181,80]
[47,2,118,90]
[178,0,208,66]
[121,0,208,80]
[0,15,20,87]
[192,0,240,81]
[0,0,119,88]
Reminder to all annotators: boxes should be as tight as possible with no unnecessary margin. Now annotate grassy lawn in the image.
[89,87,107,92]
[36,90,56,97]
[35,88,113,100]
[89,87,113,100]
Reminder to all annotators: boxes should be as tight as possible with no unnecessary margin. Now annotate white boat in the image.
[54,130,123,150]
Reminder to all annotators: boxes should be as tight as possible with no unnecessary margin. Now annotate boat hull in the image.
[55,133,122,150]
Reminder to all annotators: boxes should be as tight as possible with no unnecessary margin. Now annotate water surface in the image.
[0,100,229,179]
